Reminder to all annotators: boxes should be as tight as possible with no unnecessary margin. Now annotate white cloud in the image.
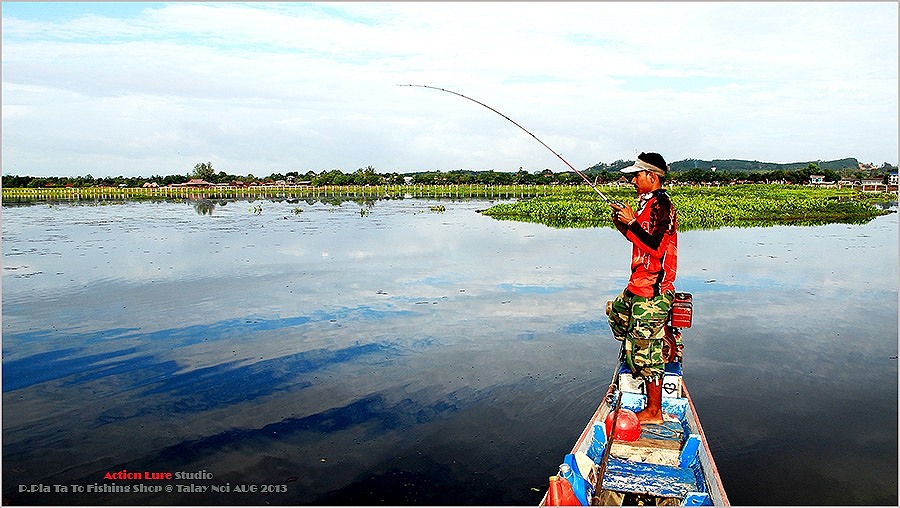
[2,2,897,177]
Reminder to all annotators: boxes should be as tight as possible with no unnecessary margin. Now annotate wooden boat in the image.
[540,359,729,506]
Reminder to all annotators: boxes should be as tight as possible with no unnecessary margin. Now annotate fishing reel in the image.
[608,201,627,222]
[662,325,683,364]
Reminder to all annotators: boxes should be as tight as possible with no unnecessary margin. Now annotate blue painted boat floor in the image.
[601,457,695,498]
[600,403,699,499]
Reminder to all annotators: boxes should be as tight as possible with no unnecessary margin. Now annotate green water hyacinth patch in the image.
[480,185,895,230]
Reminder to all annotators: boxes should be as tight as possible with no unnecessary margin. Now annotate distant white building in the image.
[838,177,858,189]
[860,177,884,192]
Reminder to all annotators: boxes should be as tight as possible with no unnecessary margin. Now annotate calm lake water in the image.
[2,196,897,505]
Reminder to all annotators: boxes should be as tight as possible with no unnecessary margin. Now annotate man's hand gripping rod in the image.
[400,84,620,205]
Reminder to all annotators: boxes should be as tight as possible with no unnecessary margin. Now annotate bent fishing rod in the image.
[400,84,619,205]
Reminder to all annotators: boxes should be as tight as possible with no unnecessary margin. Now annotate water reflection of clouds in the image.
[679,215,898,294]
[3,199,897,505]
[3,305,419,387]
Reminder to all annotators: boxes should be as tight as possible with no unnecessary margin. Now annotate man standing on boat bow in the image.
[608,152,678,425]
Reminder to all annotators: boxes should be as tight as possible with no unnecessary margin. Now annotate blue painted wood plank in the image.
[683,492,712,505]
[679,434,701,468]
[587,424,606,463]
[600,457,696,498]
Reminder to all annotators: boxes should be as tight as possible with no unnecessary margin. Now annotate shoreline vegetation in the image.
[2,183,895,230]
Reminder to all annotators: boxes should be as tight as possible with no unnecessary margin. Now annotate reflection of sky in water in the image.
[678,220,898,293]
[2,199,897,505]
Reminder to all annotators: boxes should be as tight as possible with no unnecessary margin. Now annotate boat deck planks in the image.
[609,421,684,467]
[602,457,697,499]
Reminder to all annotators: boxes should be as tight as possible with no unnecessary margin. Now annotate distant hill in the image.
[667,158,859,173]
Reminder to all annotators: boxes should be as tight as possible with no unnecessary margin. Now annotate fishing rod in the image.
[593,341,626,498]
[400,84,619,205]
[596,385,622,495]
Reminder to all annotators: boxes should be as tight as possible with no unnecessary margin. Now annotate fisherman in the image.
[608,152,678,425]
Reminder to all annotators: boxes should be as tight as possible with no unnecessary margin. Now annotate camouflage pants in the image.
[608,289,674,382]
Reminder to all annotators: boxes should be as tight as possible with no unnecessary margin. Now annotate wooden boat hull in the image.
[541,363,729,506]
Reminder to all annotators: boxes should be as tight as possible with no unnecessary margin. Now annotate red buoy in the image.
[605,408,641,442]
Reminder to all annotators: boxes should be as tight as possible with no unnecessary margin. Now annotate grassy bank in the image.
[0,183,557,204]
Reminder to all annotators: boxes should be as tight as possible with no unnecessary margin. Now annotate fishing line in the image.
[399,84,618,204]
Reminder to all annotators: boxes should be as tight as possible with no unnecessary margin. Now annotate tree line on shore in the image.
[2,159,896,189]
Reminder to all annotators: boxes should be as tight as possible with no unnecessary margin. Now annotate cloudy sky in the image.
[2,2,897,178]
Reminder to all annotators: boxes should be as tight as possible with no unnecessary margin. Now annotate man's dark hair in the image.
[638,152,667,172]
[638,152,667,184]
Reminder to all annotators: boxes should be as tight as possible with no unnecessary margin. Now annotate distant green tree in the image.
[481,170,514,185]
[822,169,841,183]
[597,170,619,183]
[383,172,406,185]
[2,175,29,187]
[162,174,188,186]
[512,169,531,184]
[556,172,581,185]
[313,169,353,186]
[411,171,441,185]
[446,170,475,185]
[352,166,381,185]
[193,161,215,180]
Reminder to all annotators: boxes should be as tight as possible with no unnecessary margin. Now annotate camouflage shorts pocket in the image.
[630,292,674,324]
[608,290,673,341]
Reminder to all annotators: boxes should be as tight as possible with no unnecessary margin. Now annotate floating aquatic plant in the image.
[480,184,895,230]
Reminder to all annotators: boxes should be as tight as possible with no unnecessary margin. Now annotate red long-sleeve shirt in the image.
[614,189,678,298]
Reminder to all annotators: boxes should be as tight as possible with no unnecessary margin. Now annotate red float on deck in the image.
[605,408,641,442]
